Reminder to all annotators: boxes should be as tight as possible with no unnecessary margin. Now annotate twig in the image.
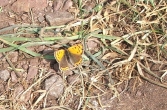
[3,52,20,77]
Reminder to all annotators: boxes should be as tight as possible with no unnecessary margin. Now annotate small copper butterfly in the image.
[54,44,83,71]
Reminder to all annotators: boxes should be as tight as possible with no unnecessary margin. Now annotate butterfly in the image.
[54,44,83,71]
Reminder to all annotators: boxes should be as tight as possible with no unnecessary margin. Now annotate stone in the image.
[45,11,74,26]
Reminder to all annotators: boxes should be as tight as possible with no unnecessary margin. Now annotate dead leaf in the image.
[102,52,118,60]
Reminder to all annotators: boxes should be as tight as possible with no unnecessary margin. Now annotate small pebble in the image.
[45,74,64,98]
[0,70,10,81]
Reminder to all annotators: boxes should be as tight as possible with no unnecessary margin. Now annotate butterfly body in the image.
[54,44,83,71]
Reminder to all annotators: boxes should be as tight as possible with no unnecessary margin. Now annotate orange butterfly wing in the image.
[54,49,69,71]
[67,44,83,66]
